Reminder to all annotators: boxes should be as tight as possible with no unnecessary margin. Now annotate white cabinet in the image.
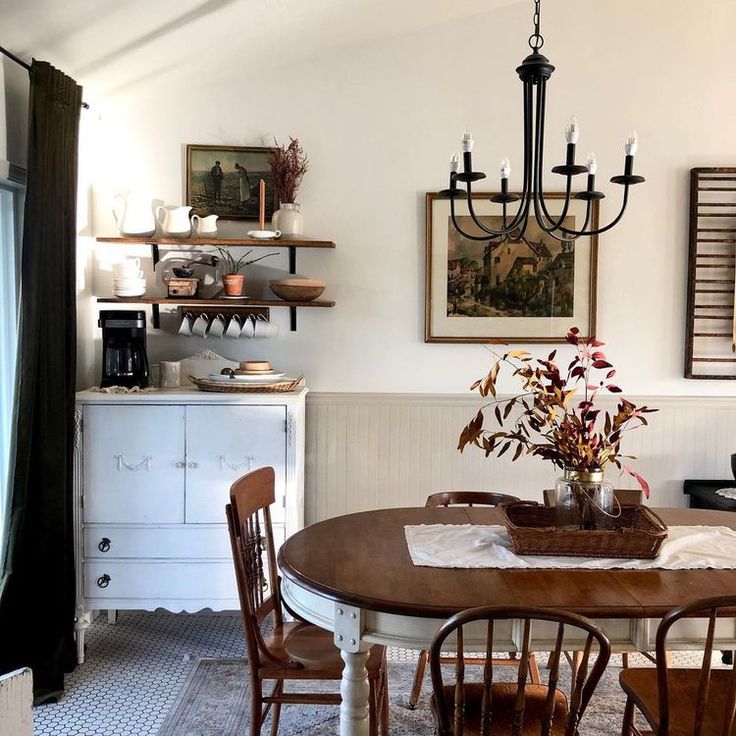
[73,387,306,664]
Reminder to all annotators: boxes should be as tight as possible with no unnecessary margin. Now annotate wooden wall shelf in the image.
[95,235,335,248]
[97,296,335,308]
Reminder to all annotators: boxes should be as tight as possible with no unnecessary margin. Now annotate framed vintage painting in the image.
[186,144,279,221]
[425,192,599,343]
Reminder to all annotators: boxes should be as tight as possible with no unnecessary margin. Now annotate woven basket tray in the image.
[189,375,304,393]
[498,501,668,559]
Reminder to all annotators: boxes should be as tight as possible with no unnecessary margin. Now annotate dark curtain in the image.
[0,61,82,702]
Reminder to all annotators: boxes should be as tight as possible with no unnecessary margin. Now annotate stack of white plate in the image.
[206,371,287,384]
[113,276,146,297]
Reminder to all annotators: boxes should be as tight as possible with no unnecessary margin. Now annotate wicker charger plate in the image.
[189,375,304,393]
[499,501,668,559]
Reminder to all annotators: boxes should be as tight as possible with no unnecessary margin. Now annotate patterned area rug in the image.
[158,655,630,735]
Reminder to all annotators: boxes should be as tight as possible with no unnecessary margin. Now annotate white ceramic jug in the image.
[191,214,219,238]
[156,205,192,237]
[113,191,156,238]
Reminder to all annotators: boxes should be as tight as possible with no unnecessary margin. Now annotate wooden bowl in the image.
[269,278,326,302]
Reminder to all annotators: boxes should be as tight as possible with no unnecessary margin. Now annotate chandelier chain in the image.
[528,0,544,51]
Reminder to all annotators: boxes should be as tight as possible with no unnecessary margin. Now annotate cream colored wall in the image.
[76,0,736,396]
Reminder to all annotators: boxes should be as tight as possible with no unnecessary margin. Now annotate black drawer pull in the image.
[96,574,111,589]
[98,537,111,553]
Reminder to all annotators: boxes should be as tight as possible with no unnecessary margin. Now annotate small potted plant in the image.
[458,328,658,529]
[267,137,309,236]
[212,246,278,297]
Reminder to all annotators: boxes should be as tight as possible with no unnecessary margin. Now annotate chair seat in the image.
[260,621,385,680]
[432,682,569,735]
[620,667,736,736]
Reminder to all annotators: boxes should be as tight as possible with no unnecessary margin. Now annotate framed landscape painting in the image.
[425,192,599,343]
[186,144,278,221]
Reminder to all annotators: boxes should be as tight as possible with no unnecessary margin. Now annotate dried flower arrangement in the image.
[458,327,658,496]
[267,137,309,204]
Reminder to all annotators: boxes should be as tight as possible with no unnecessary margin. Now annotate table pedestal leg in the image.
[340,648,371,736]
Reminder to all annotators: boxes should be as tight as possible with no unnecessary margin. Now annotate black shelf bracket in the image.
[289,246,297,331]
[152,304,160,329]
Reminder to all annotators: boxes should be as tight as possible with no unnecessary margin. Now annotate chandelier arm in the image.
[556,186,631,237]
[533,200,593,243]
[465,181,527,237]
[449,195,503,241]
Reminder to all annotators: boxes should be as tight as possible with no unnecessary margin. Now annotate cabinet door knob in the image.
[175,461,186,468]
[98,537,111,553]
[187,461,198,469]
[96,574,111,589]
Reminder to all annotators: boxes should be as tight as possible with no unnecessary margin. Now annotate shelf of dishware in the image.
[95,235,335,248]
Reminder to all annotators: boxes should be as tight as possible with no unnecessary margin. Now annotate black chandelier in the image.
[439,0,644,243]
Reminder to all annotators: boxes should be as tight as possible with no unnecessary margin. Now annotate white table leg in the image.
[74,607,92,664]
[340,648,371,736]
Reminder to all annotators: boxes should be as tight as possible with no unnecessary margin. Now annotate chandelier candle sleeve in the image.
[438,0,645,243]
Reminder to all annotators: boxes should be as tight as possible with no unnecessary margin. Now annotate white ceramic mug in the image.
[224,314,242,339]
[159,361,181,389]
[240,314,255,339]
[208,313,226,338]
[178,313,193,337]
[114,258,142,277]
[192,313,209,337]
[253,314,279,338]
[191,214,219,237]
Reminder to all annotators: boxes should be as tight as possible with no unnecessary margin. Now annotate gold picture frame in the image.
[425,191,599,344]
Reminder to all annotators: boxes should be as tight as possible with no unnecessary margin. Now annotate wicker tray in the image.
[498,501,668,559]
[189,375,304,393]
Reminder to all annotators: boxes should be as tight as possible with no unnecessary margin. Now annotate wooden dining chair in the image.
[408,490,539,710]
[429,605,611,736]
[620,594,736,736]
[226,467,389,736]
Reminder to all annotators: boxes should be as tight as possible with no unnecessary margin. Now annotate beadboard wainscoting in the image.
[304,393,736,525]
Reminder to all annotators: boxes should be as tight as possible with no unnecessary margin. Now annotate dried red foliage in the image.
[458,328,658,497]
[267,137,309,204]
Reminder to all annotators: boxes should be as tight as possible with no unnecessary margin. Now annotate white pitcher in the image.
[113,191,156,238]
[156,205,192,237]
[191,214,219,238]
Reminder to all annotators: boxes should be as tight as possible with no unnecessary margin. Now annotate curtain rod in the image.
[0,44,89,109]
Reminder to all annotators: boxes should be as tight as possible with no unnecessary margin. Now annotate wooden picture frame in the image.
[425,191,599,343]
[186,144,278,221]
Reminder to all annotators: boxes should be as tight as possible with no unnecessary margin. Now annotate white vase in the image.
[272,203,304,236]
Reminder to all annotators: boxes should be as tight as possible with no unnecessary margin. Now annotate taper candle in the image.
[259,179,266,231]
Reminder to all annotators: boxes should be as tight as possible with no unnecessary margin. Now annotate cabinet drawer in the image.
[84,525,232,559]
[84,560,238,601]
[83,405,185,523]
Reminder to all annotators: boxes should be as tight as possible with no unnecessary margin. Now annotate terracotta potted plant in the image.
[267,137,309,236]
[212,246,278,297]
[458,327,658,529]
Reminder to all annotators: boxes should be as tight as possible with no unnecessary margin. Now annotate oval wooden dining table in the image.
[278,506,736,736]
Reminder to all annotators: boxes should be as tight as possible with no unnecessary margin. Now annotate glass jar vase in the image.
[553,467,615,530]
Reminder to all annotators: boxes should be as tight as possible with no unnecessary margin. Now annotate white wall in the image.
[78,0,736,396]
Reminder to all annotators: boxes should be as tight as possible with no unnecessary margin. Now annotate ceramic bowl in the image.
[269,278,326,302]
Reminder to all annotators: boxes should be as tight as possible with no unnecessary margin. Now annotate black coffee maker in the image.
[99,310,150,388]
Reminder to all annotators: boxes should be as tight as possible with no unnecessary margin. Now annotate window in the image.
[0,183,22,550]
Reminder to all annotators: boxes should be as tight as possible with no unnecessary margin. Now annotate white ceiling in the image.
[2,0,520,97]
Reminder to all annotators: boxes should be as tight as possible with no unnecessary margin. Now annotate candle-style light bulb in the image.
[450,154,460,173]
[461,130,474,153]
[500,157,511,179]
[625,130,639,156]
[586,152,597,175]
[565,116,580,144]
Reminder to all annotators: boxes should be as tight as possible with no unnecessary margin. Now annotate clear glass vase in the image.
[553,467,615,530]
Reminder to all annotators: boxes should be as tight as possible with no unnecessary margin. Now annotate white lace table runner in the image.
[404,524,736,570]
